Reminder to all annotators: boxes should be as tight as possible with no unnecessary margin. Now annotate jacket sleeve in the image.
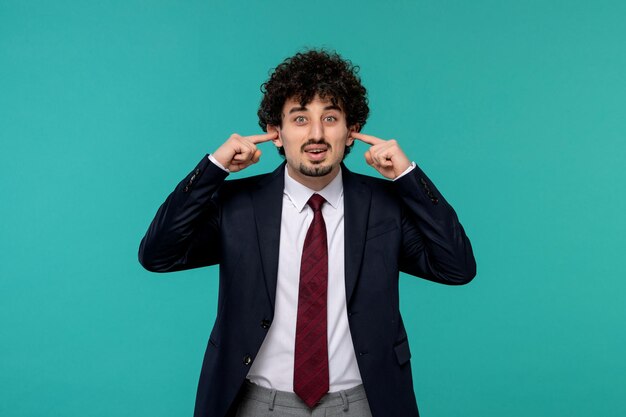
[394,165,476,285]
[138,155,228,273]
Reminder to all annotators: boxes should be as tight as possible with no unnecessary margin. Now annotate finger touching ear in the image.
[347,124,360,146]
[267,124,283,148]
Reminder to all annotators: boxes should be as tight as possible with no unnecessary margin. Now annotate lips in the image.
[303,145,328,161]
[304,146,327,153]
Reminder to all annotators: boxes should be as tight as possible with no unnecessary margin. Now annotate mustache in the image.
[300,139,332,152]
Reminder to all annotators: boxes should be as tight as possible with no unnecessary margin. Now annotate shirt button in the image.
[261,319,270,329]
[243,355,252,366]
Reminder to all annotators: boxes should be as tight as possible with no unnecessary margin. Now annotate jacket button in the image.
[431,197,439,204]
[195,169,200,175]
[261,319,270,329]
[183,186,189,192]
[243,355,252,366]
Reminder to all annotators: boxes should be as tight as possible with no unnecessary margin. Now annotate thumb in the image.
[252,149,262,164]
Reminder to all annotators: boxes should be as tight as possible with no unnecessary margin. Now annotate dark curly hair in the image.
[258,49,369,157]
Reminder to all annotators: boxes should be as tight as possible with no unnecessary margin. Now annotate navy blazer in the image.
[139,155,476,417]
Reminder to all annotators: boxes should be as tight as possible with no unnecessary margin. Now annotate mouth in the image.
[303,144,329,161]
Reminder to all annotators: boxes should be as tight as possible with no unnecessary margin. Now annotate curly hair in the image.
[257,49,369,156]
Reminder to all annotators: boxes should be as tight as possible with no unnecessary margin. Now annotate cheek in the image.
[280,130,307,151]
[328,127,351,147]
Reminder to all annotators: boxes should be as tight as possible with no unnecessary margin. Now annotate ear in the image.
[347,124,360,146]
[267,124,282,148]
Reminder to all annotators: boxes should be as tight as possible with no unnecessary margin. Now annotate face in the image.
[270,95,356,189]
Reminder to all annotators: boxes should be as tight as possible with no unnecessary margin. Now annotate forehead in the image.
[282,94,343,112]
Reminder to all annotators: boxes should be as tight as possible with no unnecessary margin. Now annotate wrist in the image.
[208,154,230,173]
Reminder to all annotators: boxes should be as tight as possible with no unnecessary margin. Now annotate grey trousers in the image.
[233,380,373,417]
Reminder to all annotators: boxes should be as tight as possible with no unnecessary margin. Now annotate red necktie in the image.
[294,194,329,408]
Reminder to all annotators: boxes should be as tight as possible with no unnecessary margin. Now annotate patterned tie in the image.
[294,194,329,408]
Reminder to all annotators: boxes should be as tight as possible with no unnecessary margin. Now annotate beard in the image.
[297,139,335,177]
[298,162,334,177]
[298,139,333,177]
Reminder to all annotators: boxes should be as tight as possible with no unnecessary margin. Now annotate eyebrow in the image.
[287,104,342,114]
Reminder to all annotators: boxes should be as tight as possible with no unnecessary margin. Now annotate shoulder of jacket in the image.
[218,164,284,197]
[347,169,396,192]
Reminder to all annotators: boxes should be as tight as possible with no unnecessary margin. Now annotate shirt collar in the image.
[283,167,343,212]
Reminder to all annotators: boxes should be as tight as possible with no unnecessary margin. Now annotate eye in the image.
[324,115,338,123]
[294,116,307,124]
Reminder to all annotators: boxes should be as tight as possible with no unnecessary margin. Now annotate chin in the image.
[298,163,334,177]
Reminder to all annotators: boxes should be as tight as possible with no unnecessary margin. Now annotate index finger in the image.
[351,132,386,146]
[245,131,279,144]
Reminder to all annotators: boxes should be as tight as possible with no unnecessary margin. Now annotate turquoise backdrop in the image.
[2,1,625,416]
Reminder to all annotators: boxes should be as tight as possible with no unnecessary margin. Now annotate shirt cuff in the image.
[393,162,416,181]
[208,154,230,173]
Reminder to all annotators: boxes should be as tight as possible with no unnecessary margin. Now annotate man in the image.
[139,49,476,417]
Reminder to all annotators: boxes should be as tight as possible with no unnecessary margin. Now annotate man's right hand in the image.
[211,131,278,172]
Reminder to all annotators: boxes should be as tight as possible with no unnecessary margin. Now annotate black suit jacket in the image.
[139,155,476,417]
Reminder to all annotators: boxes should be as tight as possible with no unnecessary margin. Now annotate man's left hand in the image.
[351,132,411,179]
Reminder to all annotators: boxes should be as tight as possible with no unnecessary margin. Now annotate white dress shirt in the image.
[206,154,416,392]
[246,168,363,391]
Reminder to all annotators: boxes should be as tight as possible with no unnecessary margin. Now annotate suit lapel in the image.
[251,162,286,310]
[342,164,371,305]
[250,163,371,309]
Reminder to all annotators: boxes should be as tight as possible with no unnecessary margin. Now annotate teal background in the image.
[2,1,625,416]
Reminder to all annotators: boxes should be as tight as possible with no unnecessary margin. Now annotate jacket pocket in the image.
[366,220,398,241]
[394,339,412,365]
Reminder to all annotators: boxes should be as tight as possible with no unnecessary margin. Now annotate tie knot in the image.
[307,194,326,212]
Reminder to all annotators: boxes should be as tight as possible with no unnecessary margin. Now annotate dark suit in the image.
[139,155,476,417]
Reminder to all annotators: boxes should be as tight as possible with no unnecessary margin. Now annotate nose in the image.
[309,119,324,140]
